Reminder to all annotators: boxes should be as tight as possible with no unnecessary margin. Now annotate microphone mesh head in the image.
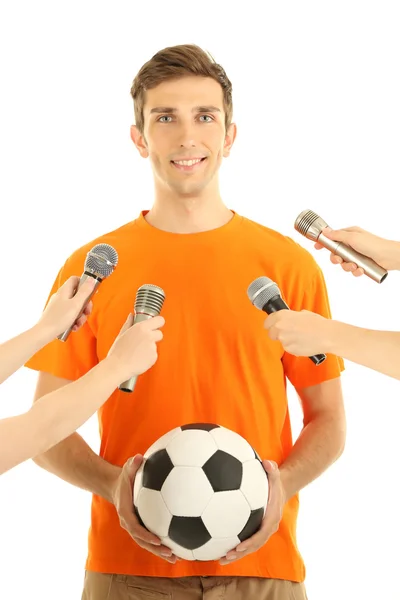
[135,284,165,317]
[294,209,320,236]
[247,276,281,310]
[85,244,118,278]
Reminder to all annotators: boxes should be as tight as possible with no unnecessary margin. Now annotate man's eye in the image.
[158,116,173,123]
[199,115,213,122]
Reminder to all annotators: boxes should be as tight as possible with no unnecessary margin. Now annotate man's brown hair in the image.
[130,44,233,133]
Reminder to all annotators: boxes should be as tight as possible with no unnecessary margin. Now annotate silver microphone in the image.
[119,284,166,393]
[58,243,118,342]
[294,209,388,284]
[247,276,326,366]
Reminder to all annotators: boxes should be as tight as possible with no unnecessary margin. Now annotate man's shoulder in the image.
[241,215,318,269]
[63,220,138,270]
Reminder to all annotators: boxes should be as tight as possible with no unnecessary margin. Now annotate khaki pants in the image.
[82,571,308,599]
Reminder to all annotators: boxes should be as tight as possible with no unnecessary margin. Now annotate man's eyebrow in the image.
[149,105,221,114]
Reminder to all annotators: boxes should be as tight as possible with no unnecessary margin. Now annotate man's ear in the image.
[223,122,237,157]
[130,125,149,158]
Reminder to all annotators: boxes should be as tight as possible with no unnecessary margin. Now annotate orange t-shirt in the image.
[26,211,344,581]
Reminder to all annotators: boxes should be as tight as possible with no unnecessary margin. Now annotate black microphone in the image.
[58,243,118,342]
[247,276,326,366]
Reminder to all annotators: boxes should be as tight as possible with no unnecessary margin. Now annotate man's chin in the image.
[168,181,208,197]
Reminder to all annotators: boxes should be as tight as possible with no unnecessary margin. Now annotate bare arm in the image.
[30,372,121,501]
[325,321,400,381]
[0,276,94,385]
[265,311,400,382]
[280,377,346,500]
[0,315,163,481]
[0,325,52,384]
[0,359,123,477]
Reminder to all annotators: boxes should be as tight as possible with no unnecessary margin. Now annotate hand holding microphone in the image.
[294,210,389,283]
[314,226,400,275]
[58,243,118,342]
[247,276,326,365]
[38,276,97,340]
[119,284,166,393]
[263,310,334,358]
[107,314,165,384]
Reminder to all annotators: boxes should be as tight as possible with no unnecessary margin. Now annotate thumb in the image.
[125,454,143,480]
[118,313,134,335]
[262,459,279,478]
[322,228,350,243]
[73,277,97,302]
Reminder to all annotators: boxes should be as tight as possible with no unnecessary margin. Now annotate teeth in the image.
[174,158,203,166]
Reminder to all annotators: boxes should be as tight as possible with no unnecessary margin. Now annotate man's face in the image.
[131,76,236,197]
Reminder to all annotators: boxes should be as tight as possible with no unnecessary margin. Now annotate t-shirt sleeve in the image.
[24,257,98,381]
[282,264,345,390]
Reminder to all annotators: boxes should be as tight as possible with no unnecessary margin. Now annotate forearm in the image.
[387,240,400,270]
[29,358,126,500]
[326,321,400,381]
[0,358,124,481]
[0,324,52,384]
[280,411,346,501]
[33,431,121,502]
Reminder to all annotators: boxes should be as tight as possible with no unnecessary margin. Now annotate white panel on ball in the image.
[136,488,172,537]
[193,537,240,561]
[161,467,214,516]
[202,490,251,538]
[166,429,218,466]
[160,537,195,561]
[209,426,256,462]
[143,427,182,459]
[241,459,269,510]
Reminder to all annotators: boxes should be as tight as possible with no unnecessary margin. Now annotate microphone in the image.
[58,243,118,342]
[119,284,166,393]
[294,209,388,284]
[247,276,326,366]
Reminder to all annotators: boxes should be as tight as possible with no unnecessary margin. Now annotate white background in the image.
[1,1,400,598]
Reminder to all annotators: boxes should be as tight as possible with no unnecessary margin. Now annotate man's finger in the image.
[134,539,178,563]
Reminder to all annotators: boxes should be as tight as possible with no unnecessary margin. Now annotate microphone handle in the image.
[317,232,388,283]
[263,296,326,366]
[57,272,101,342]
[118,312,153,393]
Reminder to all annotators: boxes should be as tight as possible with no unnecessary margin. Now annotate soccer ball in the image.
[133,423,269,561]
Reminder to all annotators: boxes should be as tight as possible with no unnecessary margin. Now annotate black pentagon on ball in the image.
[181,423,220,432]
[169,516,211,550]
[238,507,265,542]
[202,450,243,491]
[142,449,174,491]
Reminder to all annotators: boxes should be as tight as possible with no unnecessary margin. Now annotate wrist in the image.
[102,353,132,385]
[322,319,340,354]
[278,466,292,503]
[391,241,400,270]
[31,322,57,346]
[101,464,122,504]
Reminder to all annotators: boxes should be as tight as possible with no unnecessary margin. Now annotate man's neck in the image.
[144,194,234,234]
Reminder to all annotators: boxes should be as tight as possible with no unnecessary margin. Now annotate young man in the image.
[265,226,400,380]
[0,275,164,475]
[26,45,346,600]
